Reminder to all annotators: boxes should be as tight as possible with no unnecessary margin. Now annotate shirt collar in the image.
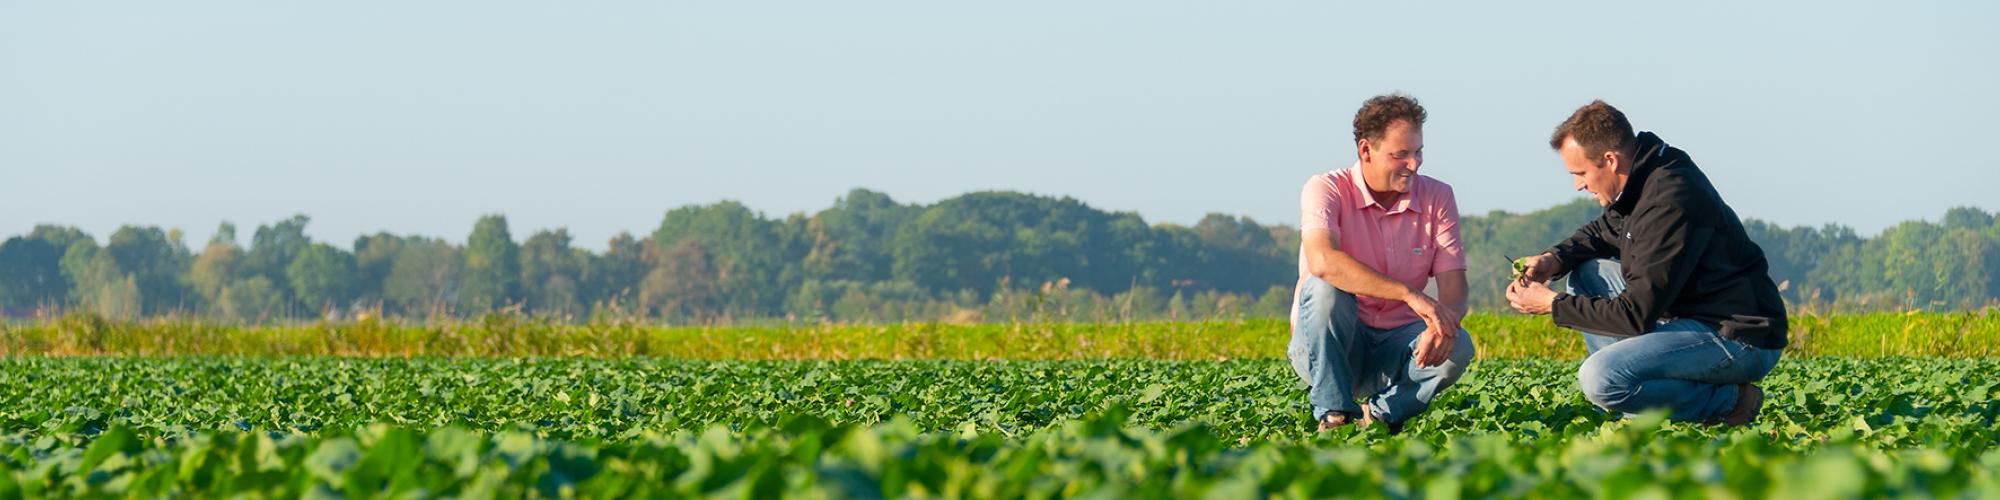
[1348,162,1421,214]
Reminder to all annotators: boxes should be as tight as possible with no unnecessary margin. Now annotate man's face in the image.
[1559,137,1620,206]
[1357,120,1423,196]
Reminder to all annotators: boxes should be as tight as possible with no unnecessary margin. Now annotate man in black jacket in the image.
[1505,100,1787,426]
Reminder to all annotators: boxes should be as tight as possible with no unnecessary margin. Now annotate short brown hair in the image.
[1352,93,1427,144]
[1549,100,1636,164]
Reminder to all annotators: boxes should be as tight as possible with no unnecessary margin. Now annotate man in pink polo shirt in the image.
[1286,93,1475,433]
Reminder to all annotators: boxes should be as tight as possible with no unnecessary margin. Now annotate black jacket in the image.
[1547,132,1789,349]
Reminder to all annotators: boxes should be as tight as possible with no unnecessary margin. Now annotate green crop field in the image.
[3,352,1998,497]
[4,310,1996,359]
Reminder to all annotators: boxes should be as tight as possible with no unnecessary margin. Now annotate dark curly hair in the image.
[1352,93,1427,144]
[1549,100,1636,164]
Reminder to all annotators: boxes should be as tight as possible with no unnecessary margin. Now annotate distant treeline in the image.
[2,189,1995,323]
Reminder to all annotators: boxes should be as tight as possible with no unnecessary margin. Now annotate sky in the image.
[3,1,1995,250]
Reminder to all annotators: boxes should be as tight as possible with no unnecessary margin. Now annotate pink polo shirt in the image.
[1293,163,1466,330]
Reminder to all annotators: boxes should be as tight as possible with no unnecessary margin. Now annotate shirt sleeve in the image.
[1299,175,1341,237]
[1429,183,1467,273]
[1548,213,1618,273]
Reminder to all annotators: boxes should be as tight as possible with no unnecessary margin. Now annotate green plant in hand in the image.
[1509,255,1532,281]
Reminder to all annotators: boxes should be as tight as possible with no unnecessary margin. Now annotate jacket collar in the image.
[1608,131,1673,214]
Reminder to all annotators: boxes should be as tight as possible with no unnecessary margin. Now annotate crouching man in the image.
[1506,100,1788,426]
[1288,93,1476,434]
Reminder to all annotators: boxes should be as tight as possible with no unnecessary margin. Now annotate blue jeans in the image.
[1287,277,1475,423]
[1565,259,1783,421]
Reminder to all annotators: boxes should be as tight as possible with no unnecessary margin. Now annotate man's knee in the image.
[1577,355,1631,409]
[1416,330,1476,389]
[1444,330,1476,374]
[1567,258,1624,298]
[1299,278,1356,310]
[1296,278,1359,331]
[1432,328,1480,376]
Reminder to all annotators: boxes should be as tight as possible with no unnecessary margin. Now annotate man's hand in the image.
[1506,280,1558,315]
[1413,328,1455,369]
[1518,252,1561,284]
[1404,288,1461,368]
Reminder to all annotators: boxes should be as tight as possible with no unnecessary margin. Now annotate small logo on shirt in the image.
[1412,247,1424,255]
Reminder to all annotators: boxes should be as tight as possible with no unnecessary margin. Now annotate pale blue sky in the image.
[4,1,1995,249]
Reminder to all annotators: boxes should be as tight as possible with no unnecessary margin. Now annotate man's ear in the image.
[1600,150,1621,173]
[1356,139,1371,162]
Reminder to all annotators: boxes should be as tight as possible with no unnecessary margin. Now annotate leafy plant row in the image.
[5,411,1998,498]
[5,310,1997,358]
[4,358,1994,449]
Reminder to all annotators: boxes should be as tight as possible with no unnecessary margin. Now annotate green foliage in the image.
[245,215,312,308]
[519,229,588,318]
[351,231,408,306]
[382,237,462,316]
[654,201,787,316]
[57,241,141,320]
[0,236,65,309]
[460,215,522,312]
[3,312,1996,359]
[104,226,193,314]
[4,194,1998,321]
[217,276,287,323]
[187,238,243,305]
[798,188,914,284]
[0,358,1996,496]
[638,239,718,322]
[287,243,359,313]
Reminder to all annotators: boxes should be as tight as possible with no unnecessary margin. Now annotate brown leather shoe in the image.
[1713,384,1763,427]
[1317,412,1353,432]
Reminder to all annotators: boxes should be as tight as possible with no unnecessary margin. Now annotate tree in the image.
[246,215,312,310]
[1177,213,1292,294]
[385,238,462,316]
[583,232,647,315]
[639,238,717,322]
[352,232,410,308]
[7,191,1999,321]
[105,226,192,314]
[188,239,245,308]
[891,192,1149,298]
[28,225,92,254]
[520,229,587,317]
[218,276,286,323]
[59,241,141,320]
[1745,221,1858,304]
[287,243,358,314]
[800,188,914,283]
[652,201,785,316]
[0,237,66,311]
[209,223,238,247]
[459,215,521,311]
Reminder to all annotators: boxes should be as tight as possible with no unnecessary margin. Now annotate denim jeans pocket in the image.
[1707,332,1742,370]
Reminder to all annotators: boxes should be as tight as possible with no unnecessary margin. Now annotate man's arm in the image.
[1546,213,1619,277]
[1301,228,1422,302]
[1551,188,1715,336]
[1437,269,1467,318]
[1301,229,1454,355]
